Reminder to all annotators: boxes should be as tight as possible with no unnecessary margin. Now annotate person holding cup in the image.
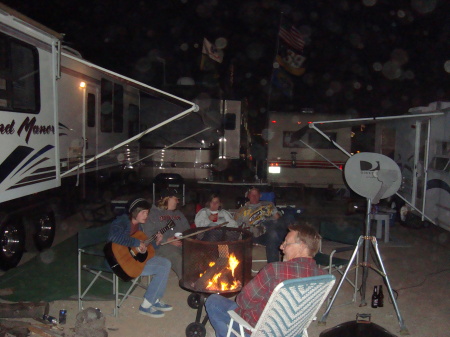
[195,193,237,228]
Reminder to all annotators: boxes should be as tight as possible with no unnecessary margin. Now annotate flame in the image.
[202,253,242,291]
[228,253,239,277]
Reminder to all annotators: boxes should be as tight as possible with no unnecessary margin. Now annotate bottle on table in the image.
[371,285,379,308]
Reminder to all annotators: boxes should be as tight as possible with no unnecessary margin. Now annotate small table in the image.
[370,212,391,243]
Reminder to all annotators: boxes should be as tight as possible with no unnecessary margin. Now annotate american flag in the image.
[279,25,305,51]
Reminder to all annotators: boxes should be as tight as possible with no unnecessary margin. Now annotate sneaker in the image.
[153,299,173,312]
[139,305,165,318]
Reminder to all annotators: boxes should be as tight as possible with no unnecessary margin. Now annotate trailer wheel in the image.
[0,220,26,270]
[33,211,56,251]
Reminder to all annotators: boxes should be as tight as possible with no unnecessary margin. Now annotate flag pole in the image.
[267,12,285,113]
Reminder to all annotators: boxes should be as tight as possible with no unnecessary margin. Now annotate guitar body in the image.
[104,231,155,282]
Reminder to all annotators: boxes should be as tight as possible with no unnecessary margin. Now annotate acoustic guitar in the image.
[104,220,175,281]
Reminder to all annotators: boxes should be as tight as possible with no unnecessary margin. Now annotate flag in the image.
[202,38,223,63]
[279,25,305,51]
[276,19,306,76]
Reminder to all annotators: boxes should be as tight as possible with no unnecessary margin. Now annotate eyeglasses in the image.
[281,241,301,248]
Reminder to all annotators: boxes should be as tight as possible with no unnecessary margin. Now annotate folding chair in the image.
[226,274,336,337]
[313,220,361,305]
[77,223,145,317]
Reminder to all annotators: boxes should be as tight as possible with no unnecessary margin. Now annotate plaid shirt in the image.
[235,257,325,327]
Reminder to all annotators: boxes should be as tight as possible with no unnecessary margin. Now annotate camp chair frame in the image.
[226,274,336,337]
[313,221,360,305]
[77,223,146,317]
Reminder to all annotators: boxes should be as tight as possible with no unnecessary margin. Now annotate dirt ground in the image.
[2,186,450,337]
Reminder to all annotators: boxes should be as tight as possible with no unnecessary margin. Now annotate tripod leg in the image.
[371,239,410,335]
[318,236,363,326]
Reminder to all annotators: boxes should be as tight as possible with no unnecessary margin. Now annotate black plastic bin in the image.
[152,173,185,205]
[320,314,397,337]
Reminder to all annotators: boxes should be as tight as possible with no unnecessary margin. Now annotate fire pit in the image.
[180,226,252,337]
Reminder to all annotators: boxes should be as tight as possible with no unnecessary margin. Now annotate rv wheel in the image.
[33,211,56,251]
[0,220,26,270]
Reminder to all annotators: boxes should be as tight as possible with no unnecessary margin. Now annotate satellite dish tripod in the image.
[318,153,409,335]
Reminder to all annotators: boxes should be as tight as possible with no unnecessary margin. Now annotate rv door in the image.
[82,85,99,170]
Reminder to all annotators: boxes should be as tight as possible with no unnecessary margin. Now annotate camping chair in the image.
[251,192,301,273]
[226,274,336,337]
[313,220,361,305]
[77,223,145,317]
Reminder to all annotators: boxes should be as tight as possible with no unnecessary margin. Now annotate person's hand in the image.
[208,214,216,221]
[137,241,147,253]
[155,233,163,245]
[168,236,182,247]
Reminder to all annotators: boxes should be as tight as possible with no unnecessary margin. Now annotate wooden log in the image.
[0,302,49,319]
[0,319,30,337]
[193,257,232,291]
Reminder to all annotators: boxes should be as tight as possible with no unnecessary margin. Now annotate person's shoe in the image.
[139,305,165,318]
[153,299,173,312]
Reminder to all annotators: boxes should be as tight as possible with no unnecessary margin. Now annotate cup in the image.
[174,232,183,238]
[211,211,219,222]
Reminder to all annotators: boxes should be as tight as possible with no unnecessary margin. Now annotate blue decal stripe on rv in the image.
[13,171,56,184]
[58,122,70,131]
[427,179,450,194]
[0,146,34,184]
[12,145,54,177]
[21,157,49,176]
[7,176,56,190]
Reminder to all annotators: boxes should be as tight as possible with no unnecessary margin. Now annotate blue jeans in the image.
[141,256,171,304]
[253,218,289,263]
[206,294,250,337]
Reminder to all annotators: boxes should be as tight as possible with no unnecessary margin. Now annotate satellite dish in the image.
[344,152,402,204]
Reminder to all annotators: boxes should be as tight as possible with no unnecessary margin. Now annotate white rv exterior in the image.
[138,99,242,181]
[266,111,351,188]
[0,4,197,269]
[375,102,450,230]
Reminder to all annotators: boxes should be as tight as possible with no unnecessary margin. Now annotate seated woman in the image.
[143,188,190,280]
[195,193,237,228]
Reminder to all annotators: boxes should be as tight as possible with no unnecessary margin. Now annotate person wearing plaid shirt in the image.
[206,224,325,337]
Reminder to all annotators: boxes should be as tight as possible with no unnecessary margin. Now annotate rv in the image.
[138,99,243,182]
[266,111,351,188]
[374,101,450,231]
[299,102,449,231]
[0,4,198,269]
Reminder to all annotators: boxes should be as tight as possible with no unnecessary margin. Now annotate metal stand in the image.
[318,198,410,335]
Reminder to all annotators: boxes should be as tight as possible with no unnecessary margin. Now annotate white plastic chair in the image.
[226,274,336,337]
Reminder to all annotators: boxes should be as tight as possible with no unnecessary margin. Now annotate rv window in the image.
[0,32,40,113]
[128,104,140,137]
[101,79,113,132]
[430,156,450,173]
[87,93,96,127]
[282,131,337,149]
[113,84,123,133]
[224,113,236,130]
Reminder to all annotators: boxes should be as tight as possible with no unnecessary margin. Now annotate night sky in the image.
[4,0,449,133]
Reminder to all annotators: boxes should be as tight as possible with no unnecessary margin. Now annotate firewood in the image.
[0,302,49,319]
[193,257,231,290]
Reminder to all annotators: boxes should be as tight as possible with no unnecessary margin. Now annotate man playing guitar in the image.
[107,197,173,318]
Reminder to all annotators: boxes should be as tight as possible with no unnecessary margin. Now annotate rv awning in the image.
[60,54,200,178]
[290,112,445,143]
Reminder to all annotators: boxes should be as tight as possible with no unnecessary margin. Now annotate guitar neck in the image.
[144,220,175,245]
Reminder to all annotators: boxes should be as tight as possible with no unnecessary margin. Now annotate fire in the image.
[202,253,242,291]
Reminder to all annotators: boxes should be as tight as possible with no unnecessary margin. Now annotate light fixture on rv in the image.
[79,81,86,88]
[268,166,280,174]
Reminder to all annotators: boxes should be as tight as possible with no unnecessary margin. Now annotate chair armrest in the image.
[227,310,255,332]
[332,246,355,254]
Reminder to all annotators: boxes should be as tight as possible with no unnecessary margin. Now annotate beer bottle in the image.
[371,286,378,308]
[378,285,384,307]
